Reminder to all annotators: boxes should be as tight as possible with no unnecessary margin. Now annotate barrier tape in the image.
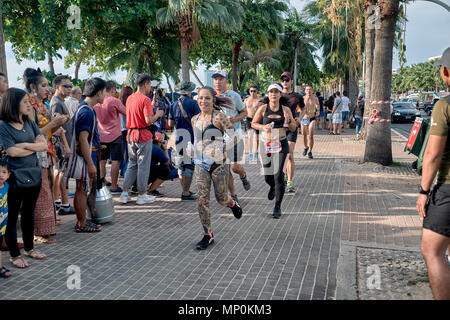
[368,109,391,124]
[370,100,391,104]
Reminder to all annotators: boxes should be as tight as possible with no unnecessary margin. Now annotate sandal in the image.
[0,266,11,278]
[75,223,101,233]
[34,236,56,244]
[10,256,29,268]
[86,221,102,229]
[24,249,46,260]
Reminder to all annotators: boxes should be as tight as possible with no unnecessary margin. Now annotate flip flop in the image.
[24,249,46,260]
[10,256,29,268]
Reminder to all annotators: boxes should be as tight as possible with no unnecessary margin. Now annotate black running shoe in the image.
[241,175,251,191]
[196,233,214,250]
[231,194,239,203]
[229,200,242,219]
[302,148,309,156]
[273,205,281,219]
[308,152,313,159]
[268,187,275,200]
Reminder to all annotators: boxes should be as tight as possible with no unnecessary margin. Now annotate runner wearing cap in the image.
[212,71,251,204]
[280,72,305,194]
[251,83,297,218]
[416,46,450,300]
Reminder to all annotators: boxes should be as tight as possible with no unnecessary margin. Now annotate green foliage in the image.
[392,62,445,93]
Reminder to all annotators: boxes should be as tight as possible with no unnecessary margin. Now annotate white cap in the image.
[267,83,282,92]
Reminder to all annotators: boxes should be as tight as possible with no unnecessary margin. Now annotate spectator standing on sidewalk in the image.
[212,71,251,204]
[0,159,11,278]
[252,83,296,218]
[28,69,68,244]
[65,86,82,118]
[416,47,450,300]
[341,91,351,133]
[119,74,164,205]
[94,80,126,194]
[324,95,334,133]
[351,95,364,138]
[65,78,106,233]
[51,75,75,217]
[316,92,325,130]
[118,86,133,177]
[147,132,171,198]
[331,92,343,135]
[168,81,200,201]
[0,88,48,267]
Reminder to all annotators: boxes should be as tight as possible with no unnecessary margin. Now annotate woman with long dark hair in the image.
[119,86,133,176]
[251,83,296,218]
[191,86,243,250]
[0,88,48,268]
[26,69,68,244]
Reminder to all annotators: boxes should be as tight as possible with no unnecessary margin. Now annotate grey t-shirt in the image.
[50,95,72,144]
[334,97,343,113]
[0,120,41,170]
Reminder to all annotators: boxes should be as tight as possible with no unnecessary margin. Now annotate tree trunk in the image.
[190,63,204,87]
[360,0,377,140]
[231,40,243,92]
[75,26,96,80]
[164,73,174,100]
[364,0,399,166]
[144,49,153,80]
[0,3,7,79]
[180,40,190,82]
[48,52,55,74]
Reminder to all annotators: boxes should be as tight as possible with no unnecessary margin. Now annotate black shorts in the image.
[101,135,123,162]
[423,183,450,237]
[287,127,299,143]
[149,165,170,183]
[246,117,259,135]
[226,137,244,163]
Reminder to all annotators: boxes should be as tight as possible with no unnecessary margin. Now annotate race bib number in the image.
[264,140,281,154]
[194,154,214,171]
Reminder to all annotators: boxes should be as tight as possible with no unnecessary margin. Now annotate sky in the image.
[4,0,450,90]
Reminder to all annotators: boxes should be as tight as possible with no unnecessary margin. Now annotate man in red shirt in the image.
[94,80,126,194]
[119,74,163,205]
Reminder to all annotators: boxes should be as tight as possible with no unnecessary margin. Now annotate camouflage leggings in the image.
[195,163,233,234]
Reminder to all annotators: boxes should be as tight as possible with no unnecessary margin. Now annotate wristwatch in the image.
[418,185,430,195]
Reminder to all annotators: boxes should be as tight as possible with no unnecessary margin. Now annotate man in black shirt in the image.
[316,92,325,130]
[280,72,305,194]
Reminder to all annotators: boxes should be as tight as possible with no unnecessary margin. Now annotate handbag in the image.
[11,166,42,189]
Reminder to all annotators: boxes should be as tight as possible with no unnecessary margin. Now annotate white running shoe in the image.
[119,192,130,204]
[136,194,156,205]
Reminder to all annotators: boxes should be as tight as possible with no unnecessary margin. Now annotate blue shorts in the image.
[319,111,325,117]
[342,111,350,122]
[178,163,195,178]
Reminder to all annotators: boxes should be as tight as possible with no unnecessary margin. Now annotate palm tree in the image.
[0,1,7,78]
[230,0,288,91]
[102,20,181,85]
[157,0,243,82]
[241,47,283,87]
[363,0,400,166]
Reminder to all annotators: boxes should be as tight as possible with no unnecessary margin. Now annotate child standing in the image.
[0,159,11,278]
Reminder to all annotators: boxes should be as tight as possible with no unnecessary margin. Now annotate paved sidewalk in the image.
[0,128,434,300]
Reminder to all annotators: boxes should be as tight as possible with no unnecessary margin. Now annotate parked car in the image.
[424,98,440,116]
[391,102,421,123]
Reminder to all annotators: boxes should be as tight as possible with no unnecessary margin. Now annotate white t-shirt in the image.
[341,96,351,112]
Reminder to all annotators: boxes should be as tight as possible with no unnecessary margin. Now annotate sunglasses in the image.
[281,78,290,82]
[250,90,257,93]
[62,85,73,89]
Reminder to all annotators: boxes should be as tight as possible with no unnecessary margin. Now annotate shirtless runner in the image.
[300,86,320,159]
[244,86,261,162]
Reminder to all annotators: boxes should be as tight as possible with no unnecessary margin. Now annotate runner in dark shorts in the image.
[280,72,304,194]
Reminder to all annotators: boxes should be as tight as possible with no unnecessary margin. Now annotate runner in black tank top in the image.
[252,83,297,219]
